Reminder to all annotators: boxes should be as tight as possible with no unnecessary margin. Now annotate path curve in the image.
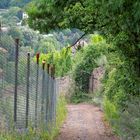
[56,104,119,140]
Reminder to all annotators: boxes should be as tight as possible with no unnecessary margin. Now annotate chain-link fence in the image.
[0,33,57,131]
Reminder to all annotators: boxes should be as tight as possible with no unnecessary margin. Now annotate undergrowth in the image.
[70,90,92,104]
[0,96,67,140]
[103,97,140,140]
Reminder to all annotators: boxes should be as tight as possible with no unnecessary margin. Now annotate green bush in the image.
[72,34,108,93]
[70,90,92,104]
[104,97,140,139]
[118,97,140,139]
[103,98,120,133]
[39,47,72,77]
[104,51,139,109]
[103,44,140,139]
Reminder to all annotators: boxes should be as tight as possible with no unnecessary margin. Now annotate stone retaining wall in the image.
[57,76,72,97]
[89,67,105,93]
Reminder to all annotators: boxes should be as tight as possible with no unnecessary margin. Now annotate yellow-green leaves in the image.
[91,34,104,44]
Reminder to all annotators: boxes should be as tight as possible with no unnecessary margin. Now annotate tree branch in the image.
[68,33,86,49]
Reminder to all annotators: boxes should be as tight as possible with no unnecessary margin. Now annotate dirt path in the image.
[56,104,119,140]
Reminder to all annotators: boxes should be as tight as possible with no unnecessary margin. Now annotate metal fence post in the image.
[35,53,40,128]
[0,23,3,97]
[50,65,55,124]
[46,64,50,124]
[25,53,30,128]
[14,38,19,126]
[53,65,56,125]
[41,60,46,121]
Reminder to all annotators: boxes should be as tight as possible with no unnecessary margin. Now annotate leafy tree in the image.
[8,27,23,40]
[27,0,140,56]
[0,7,21,25]
[10,0,32,7]
[0,0,11,8]
[27,0,87,33]
[28,0,140,88]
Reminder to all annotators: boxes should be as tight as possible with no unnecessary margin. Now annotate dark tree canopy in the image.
[27,0,140,69]
[27,0,140,47]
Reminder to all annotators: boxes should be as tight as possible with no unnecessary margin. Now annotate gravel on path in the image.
[56,104,119,140]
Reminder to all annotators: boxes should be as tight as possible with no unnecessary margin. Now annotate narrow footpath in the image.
[56,104,119,140]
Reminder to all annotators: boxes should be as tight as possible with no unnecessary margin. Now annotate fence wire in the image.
[0,31,57,131]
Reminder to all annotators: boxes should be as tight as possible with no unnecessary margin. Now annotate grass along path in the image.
[56,104,119,140]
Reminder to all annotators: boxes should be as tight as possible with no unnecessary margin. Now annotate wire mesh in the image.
[0,30,58,131]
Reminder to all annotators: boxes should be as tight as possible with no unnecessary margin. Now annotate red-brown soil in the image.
[56,104,119,140]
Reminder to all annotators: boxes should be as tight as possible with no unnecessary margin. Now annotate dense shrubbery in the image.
[72,34,108,93]
[39,47,72,77]
[104,58,139,109]
[119,97,140,139]
[104,97,140,139]
[103,47,140,138]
